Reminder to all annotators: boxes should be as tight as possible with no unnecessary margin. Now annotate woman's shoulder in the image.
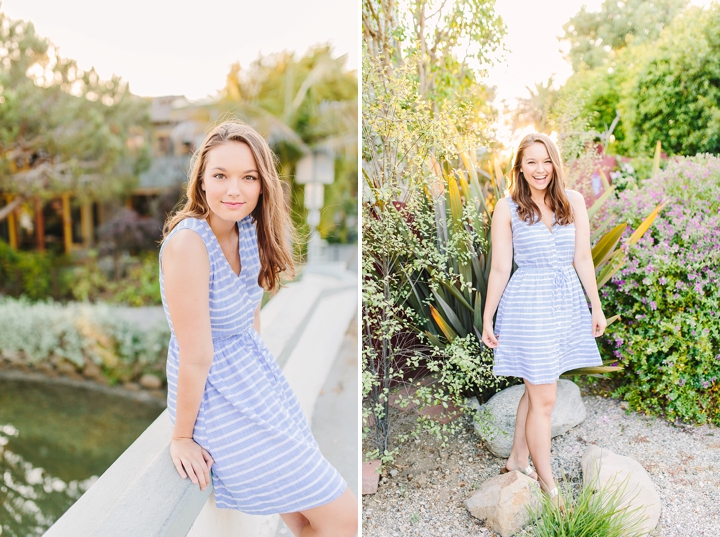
[493,197,513,221]
[160,218,210,259]
[564,189,585,208]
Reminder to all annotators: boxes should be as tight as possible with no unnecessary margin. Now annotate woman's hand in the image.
[592,308,607,338]
[170,437,214,491]
[482,321,499,348]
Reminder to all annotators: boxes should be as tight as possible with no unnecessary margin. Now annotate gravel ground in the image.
[362,392,720,536]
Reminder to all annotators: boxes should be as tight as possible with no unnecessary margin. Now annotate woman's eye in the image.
[244,175,258,181]
[213,173,225,180]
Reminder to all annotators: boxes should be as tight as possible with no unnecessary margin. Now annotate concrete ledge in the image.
[44,261,357,537]
[44,410,210,537]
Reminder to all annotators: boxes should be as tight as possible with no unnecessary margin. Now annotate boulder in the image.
[465,471,538,537]
[122,381,141,392]
[139,373,163,390]
[56,360,78,376]
[469,379,587,457]
[82,359,103,380]
[581,446,661,536]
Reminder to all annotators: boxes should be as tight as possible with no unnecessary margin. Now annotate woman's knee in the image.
[525,386,557,415]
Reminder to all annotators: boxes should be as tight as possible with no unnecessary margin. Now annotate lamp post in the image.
[295,150,334,264]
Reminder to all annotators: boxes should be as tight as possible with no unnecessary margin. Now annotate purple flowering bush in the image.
[601,155,720,425]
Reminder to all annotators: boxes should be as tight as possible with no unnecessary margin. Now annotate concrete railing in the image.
[44,259,357,537]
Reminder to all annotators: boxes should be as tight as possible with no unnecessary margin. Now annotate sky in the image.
[488,0,714,105]
[1,0,358,100]
[485,0,714,147]
[486,0,602,107]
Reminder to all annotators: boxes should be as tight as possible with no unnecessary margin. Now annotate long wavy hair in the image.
[508,132,573,226]
[163,121,295,292]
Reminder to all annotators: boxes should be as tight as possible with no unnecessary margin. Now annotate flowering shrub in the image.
[602,155,720,424]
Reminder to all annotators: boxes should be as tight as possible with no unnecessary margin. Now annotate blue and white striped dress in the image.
[493,191,602,385]
[159,216,346,515]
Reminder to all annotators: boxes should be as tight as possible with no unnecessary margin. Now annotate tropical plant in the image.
[218,45,358,245]
[362,52,493,460]
[361,0,505,461]
[399,153,665,379]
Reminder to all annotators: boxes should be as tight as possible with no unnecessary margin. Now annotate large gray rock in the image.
[465,471,538,537]
[581,446,661,536]
[469,379,587,458]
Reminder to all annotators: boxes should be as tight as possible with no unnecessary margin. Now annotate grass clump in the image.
[525,474,647,537]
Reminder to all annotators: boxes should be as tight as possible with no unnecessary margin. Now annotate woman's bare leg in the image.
[282,487,357,537]
[523,379,557,493]
[505,389,537,478]
[280,512,310,536]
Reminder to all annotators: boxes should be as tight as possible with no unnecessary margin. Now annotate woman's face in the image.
[520,142,554,195]
[201,141,262,223]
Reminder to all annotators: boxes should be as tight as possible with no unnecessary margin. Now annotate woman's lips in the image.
[222,201,245,208]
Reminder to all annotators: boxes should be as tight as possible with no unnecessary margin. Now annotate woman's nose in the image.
[227,178,241,195]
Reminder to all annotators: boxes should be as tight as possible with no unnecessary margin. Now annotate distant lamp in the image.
[296,150,334,263]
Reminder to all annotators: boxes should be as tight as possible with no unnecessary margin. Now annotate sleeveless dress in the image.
[493,191,602,385]
[159,216,346,515]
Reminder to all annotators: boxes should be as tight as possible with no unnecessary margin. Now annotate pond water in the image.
[0,378,164,537]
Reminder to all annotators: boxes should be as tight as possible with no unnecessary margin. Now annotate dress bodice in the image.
[159,216,264,340]
[507,191,576,270]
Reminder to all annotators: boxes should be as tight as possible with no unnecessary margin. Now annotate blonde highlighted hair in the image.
[163,121,295,292]
[508,132,573,226]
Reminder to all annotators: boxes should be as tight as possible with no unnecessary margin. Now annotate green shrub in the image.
[0,297,170,383]
[602,155,720,424]
[0,241,162,306]
[0,240,70,300]
[67,252,161,306]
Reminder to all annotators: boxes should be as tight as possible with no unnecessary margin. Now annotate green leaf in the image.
[651,140,662,178]
[592,223,627,268]
[597,251,626,288]
[590,217,614,243]
[473,291,484,333]
[432,290,467,337]
[438,279,473,311]
[587,184,616,221]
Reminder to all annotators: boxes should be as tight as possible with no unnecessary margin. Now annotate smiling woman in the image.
[482,132,606,508]
[158,122,357,536]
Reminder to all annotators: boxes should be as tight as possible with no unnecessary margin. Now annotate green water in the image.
[0,378,164,537]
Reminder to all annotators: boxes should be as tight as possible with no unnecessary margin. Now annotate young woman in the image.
[481,132,606,503]
[159,122,357,536]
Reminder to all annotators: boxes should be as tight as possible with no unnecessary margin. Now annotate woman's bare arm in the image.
[162,229,215,490]
[482,198,514,348]
[569,190,606,336]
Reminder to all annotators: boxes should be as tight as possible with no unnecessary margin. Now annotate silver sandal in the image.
[500,464,537,479]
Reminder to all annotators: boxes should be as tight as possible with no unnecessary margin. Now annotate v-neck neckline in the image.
[204,218,243,279]
[539,215,556,235]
